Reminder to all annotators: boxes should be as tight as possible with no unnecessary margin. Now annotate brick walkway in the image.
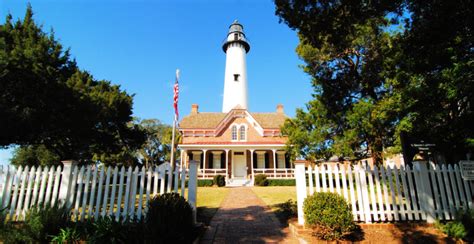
[200,187,300,244]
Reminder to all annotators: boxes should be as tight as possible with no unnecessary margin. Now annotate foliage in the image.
[198,179,214,187]
[22,204,71,243]
[268,179,296,186]
[273,199,297,223]
[86,217,142,244]
[254,174,269,186]
[11,145,61,166]
[136,119,179,168]
[145,193,195,243]
[51,227,81,244]
[303,192,355,240]
[213,175,226,187]
[436,209,474,241]
[275,0,474,164]
[0,5,145,165]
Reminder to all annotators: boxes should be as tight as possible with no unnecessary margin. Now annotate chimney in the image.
[276,104,284,114]
[191,104,199,114]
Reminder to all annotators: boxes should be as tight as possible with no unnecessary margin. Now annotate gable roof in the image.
[179,111,288,129]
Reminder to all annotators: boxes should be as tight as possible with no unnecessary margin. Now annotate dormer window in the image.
[231,125,238,140]
[233,74,240,81]
[239,125,246,141]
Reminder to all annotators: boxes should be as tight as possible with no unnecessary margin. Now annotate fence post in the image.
[414,161,435,223]
[58,160,78,207]
[188,160,198,223]
[295,160,307,225]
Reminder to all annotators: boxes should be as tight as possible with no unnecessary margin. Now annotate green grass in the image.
[185,187,229,225]
[251,186,297,224]
[251,186,296,206]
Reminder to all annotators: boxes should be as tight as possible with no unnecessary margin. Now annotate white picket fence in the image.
[294,161,474,225]
[0,161,198,221]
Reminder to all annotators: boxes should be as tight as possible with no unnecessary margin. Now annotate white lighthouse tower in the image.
[222,20,250,113]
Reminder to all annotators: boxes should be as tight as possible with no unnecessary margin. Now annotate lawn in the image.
[186,187,229,225]
[251,186,297,224]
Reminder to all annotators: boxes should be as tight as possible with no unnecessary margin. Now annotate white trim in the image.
[179,144,285,149]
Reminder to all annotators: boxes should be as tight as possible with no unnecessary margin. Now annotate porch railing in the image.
[253,168,294,179]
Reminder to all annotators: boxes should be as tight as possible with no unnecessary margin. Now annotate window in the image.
[234,33,238,40]
[239,125,246,140]
[257,153,265,168]
[277,153,285,168]
[212,152,221,169]
[233,74,240,81]
[231,125,237,140]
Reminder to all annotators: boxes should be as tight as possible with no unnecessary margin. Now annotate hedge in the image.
[268,179,296,186]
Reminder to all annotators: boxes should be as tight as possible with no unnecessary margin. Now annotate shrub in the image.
[303,192,355,240]
[268,179,296,186]
[23,204,72,242]
[51,227,81,244]
[198,179,214,187]
[86,216,136,244]
[438,221,467,241]
[146,193,195,243]
[213,175,226,187]
[254,174,269,186]
[274,199,297,223]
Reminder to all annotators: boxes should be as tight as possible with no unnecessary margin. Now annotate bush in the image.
[146,193,195,243]
[435,209,474,241]
[254,174,269,186]
[268,179,296,186]
[23,204,72,242]
[213,175,226,187]
[198,179,214,187]
[437,221,466,241]
[274,199,297,223]
[51,227,81,244]
[303,192,355,240]
[86,216,139,244]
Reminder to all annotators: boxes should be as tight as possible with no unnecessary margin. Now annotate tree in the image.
[0,5,145,165]
[276,0,473,164]
[11,145,60,167]
[136,119,178,168]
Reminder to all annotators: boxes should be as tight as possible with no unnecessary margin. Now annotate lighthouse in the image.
[222,20,250,113]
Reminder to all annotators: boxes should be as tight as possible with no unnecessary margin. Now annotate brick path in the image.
[200,187,300,244]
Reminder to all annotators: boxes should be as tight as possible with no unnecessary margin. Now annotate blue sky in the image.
[0,0,312,164]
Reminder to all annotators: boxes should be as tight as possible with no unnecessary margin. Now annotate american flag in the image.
[173,69,180,120]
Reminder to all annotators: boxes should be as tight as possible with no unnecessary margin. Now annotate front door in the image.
[233,151,246,178]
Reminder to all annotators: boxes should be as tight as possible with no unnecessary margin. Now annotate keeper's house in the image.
[177,21,293,186]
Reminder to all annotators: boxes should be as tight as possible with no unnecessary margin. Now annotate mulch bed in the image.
[289,219,459,243]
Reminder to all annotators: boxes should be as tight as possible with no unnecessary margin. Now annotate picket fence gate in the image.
[294,161,474,225]
[0,161,199,222]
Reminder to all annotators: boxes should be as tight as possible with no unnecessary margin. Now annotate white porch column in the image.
[272,149,277,178]
[202,149,208,179]
[225,149,230,181]
[180,150,186,169]
[191,151,202,177]
[250,149,255,181]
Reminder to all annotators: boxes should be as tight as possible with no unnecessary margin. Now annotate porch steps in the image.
[226,178,253,187]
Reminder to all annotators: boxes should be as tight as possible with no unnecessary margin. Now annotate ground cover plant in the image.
[254,174,269,186]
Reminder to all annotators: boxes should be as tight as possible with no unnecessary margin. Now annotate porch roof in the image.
[178,141,285,150]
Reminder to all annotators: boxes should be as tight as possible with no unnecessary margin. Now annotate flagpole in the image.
[170,114,177,170]
[170,69,180,171]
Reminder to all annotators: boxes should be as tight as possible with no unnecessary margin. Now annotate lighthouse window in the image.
[233,74,240,81]
[234,33,238,40]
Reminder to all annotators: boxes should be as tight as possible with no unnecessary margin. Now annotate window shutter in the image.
[253,152,257,168]
[201,153,204,168]
[209,153,213,169]
[221,153,225,169]
[265,153,269,168]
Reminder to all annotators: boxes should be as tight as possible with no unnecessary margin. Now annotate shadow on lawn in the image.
[201,205,290,243]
